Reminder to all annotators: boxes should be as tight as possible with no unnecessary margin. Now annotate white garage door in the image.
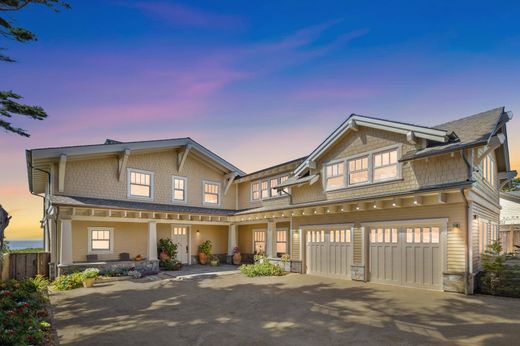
[306,227,352,279]
[369,225,443,290]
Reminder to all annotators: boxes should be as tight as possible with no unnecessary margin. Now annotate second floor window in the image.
[373,149,398,182]
[325,162,345,190]
[203,181,220,205]
[173,176,187,203]
[261,181,269,199]
[348,156,369,185]
[482,154,495,186]
[128,169,153,199]
[251,182,260,200]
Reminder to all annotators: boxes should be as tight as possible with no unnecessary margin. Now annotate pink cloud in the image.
[131,1,245,30]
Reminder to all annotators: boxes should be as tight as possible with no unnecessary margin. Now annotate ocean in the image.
[6,240,44,250]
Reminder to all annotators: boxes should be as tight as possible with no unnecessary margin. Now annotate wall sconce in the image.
[452,223,460,229]
[196,230,200,234]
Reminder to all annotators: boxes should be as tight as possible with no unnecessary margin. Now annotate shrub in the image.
[0,278,51,345]
[481,240,506,294]
[52,272,83,291]
[198,240,212,256]
[24,275,49,291]
[160,259,180,270]
[239,262,285,277]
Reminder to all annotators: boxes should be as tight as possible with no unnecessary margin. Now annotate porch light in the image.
[356,206,360,210]
[413,200,418,205]
[341,208,344,212]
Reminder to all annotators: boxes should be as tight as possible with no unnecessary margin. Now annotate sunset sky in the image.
[2,1,520,240]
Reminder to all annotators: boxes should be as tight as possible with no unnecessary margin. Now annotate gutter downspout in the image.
[461,149,472,295]
[28,164,52,251]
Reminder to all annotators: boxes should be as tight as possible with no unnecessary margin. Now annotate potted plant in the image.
[198,240,212,265]
[280,254,291,272]
[82,268,99,288]
[209,255,220,266]
[157,238,178,261]
[232,246,241,265]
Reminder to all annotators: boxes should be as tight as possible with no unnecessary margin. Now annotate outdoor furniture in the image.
[119,252,130,261]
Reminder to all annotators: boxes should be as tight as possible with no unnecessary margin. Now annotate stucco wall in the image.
[191,224,228,255]
[59,151,237,209]
[70,220,148,262]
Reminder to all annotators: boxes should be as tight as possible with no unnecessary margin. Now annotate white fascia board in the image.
[294,115,448,176]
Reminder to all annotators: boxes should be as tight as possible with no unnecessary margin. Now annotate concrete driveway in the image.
[50,273,520,345]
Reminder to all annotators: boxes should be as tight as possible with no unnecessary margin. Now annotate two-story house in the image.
[26,107,515,293]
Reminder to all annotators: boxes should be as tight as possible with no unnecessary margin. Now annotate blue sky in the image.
[2,0,520,238]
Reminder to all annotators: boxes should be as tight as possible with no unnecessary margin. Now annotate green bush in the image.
[160,259,180,270]
[52,272,83,291]
[481,240,505,294]
[24,275,49,291]
[0,278,51,345]
[158,238,178,260]
[239,262,285,277]
[198,240,212,256]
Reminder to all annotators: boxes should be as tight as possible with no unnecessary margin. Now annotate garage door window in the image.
[308,230,325,243]
[406,227,439,243]
[370,228,398,243]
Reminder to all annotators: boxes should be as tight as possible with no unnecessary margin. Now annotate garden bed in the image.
[0,276,54,345]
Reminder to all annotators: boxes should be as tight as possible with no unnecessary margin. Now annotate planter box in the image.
[267,258,291,272]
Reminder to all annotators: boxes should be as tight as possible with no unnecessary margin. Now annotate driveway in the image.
[50,273,520,345]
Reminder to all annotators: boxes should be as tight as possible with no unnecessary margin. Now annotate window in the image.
[479,219,498,254]
[172,176,187,203]
[373,149,398,182]
[348,156,369,185]
[370,228,397,243]
[253,175,289,200]
[128,169,153,199]
[482,154,495,186]
[405,226,440,244]
[251,182,260,200]
[254,230,266,254]
[325,162,345,190]
[88,227,113,253]
[203,181,220,205]
[276,229,288,256]
[261,181,269,199]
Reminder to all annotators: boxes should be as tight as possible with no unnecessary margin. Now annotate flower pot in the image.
[232,253,241,265]
[159,250,170,261]
[82,277,96,288]
[198,252,208,265]
[210,260,219,266]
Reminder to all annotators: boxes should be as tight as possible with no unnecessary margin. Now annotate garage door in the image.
[306,227,352,279]
[369,225,442,290]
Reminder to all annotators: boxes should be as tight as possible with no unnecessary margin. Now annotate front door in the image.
[172,226,189,263]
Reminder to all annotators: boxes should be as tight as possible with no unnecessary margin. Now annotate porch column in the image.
[266,220,275,257]
[148,221,158,260]
[227,224,237,256]
[59,218,72,265]
[49,219,57,263]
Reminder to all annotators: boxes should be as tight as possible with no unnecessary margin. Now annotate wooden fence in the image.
[4,252,51,280]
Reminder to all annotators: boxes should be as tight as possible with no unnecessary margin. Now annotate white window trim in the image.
[251,181,260,201]
[275,227,289,257]
[88,227,114,254]
[324,159,346,191]
[202,180,221,206]
[322,144,402,192]
[252,228,267,254]
[172,176,188,204]
[127,168,154,201]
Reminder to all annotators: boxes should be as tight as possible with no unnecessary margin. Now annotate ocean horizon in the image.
[6,239,44,250]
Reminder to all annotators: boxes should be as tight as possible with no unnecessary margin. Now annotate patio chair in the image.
[119,252,130,261]
[86,254,98,262]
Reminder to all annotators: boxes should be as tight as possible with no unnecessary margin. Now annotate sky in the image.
[2,0,520,240]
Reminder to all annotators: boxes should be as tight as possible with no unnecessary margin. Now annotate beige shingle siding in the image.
[291,127,468,204]
[472,202,499,271]
[473,148,500,205]
[58,151,236,209]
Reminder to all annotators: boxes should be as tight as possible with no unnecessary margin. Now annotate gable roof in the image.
[400,107,510,161]
[27,137,245,194]
[294,113,452,176]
